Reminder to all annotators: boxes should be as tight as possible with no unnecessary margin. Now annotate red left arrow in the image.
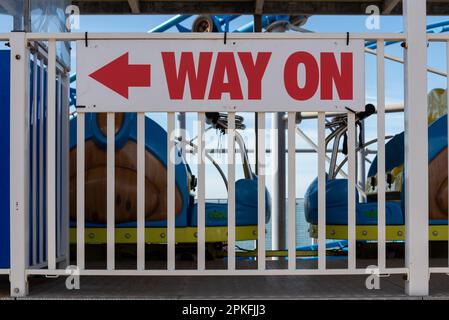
[89,52,151,99]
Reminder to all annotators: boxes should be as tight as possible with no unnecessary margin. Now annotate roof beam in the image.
[382,0,400,14]
[255,0,264,14]
[128,0,140,13]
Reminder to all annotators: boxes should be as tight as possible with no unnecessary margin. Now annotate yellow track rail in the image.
[309,224,448,241]
[70,226,257,244]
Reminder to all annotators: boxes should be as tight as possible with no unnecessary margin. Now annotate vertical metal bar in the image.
[287,112,296,270]
[447,40,449,270]
[347,112,356,270]
[403,0,429,296]
[56,73,61,258]
[271,113,286,252]
[46,39,57,270]
[9,32,30,297]
[31,52,38,266]
[107,113,115,270]
[62,74,70,267]
[377,40,387,271]
[137,112,145,271]
[197,112,206,271]
[227,112,236,270]
[257,112,265,270]
[76,113,85,270]
[38,57,44,264]
[167,112,176,271]
[317,112,326,270]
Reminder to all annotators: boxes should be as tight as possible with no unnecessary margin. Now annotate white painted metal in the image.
[26,267,409,277]
[257,113,266,270]
[38,57,44,264]
[287,112,296,270]
[317,112,326,270]
[347,112,356,270]
[377,40,387,271]
[137,112,145,271]
[167,112,176,271]
[227,112,236,270]
[76,113,85,270]
[46,39,57,270]
[31,52,38,266]
[9,32,30,297]
[197,112,206,271]
[62,74,70,267]
[447,41,449,271]
[56,73,61,258]
[107,113,116,270]
[403,0,429,296]
[26,32,407,41]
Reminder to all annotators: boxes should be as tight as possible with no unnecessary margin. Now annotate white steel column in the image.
[197,113,206,271]
[257,113,266,270]
[76,113,85,270]
[137,113,145,270]
[107,113,115,270]
[317,113,326,270]
[403,0,429,296]
[287,112,296,270]
[9,32,30,297]
[227,112,236,270]
[167,112,176,270]
[47,39,57,270]
[377,40,387,271]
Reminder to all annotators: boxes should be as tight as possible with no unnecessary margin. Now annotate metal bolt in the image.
[397,231,403,237]
[193,232,198,238]
[362,230,368,236]
[160,232,166,238]
[124,233,131,239]
[14,288,20,294]
[15,54,21,60]
[330,230,336,236]
[432,231,438,236]
[88,233,95,239]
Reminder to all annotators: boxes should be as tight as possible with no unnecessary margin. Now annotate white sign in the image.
[77,38,365,112]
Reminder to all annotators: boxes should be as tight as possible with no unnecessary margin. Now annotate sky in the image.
[0,12,448,199]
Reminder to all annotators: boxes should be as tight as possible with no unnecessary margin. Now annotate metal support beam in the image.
[9,32,30,297]
[382,0,401,14]
[128,0,140,13]
[403,0,429,296]
[271,113,286,251]
[255,0,265,14]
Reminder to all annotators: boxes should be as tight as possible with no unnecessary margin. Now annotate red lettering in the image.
[162,52,212,100]
[238,52,271,100]
[284,52,319,101]
[320,52,353,100]
[208,52,243,100]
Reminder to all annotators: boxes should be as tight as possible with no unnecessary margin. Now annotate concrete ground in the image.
[0,258,448,299]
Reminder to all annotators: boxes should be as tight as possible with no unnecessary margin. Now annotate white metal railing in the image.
[18,33,408,277]
[427,33,449,276]
[3,2,443,297]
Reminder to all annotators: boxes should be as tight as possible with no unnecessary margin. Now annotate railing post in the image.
[9,31,30,297]
[403,0,429,296]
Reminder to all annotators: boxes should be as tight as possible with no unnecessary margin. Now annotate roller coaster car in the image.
[304,94,449,241]
[69,112,271,245]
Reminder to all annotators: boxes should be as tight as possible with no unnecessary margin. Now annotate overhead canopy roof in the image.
[70,0,449,15]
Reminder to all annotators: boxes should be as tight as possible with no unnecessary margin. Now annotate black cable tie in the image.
[346,32,350,46]
[85,31,88,47]
[224,31,227,45]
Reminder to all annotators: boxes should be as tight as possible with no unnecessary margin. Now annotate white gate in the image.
[1,0,444,297]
